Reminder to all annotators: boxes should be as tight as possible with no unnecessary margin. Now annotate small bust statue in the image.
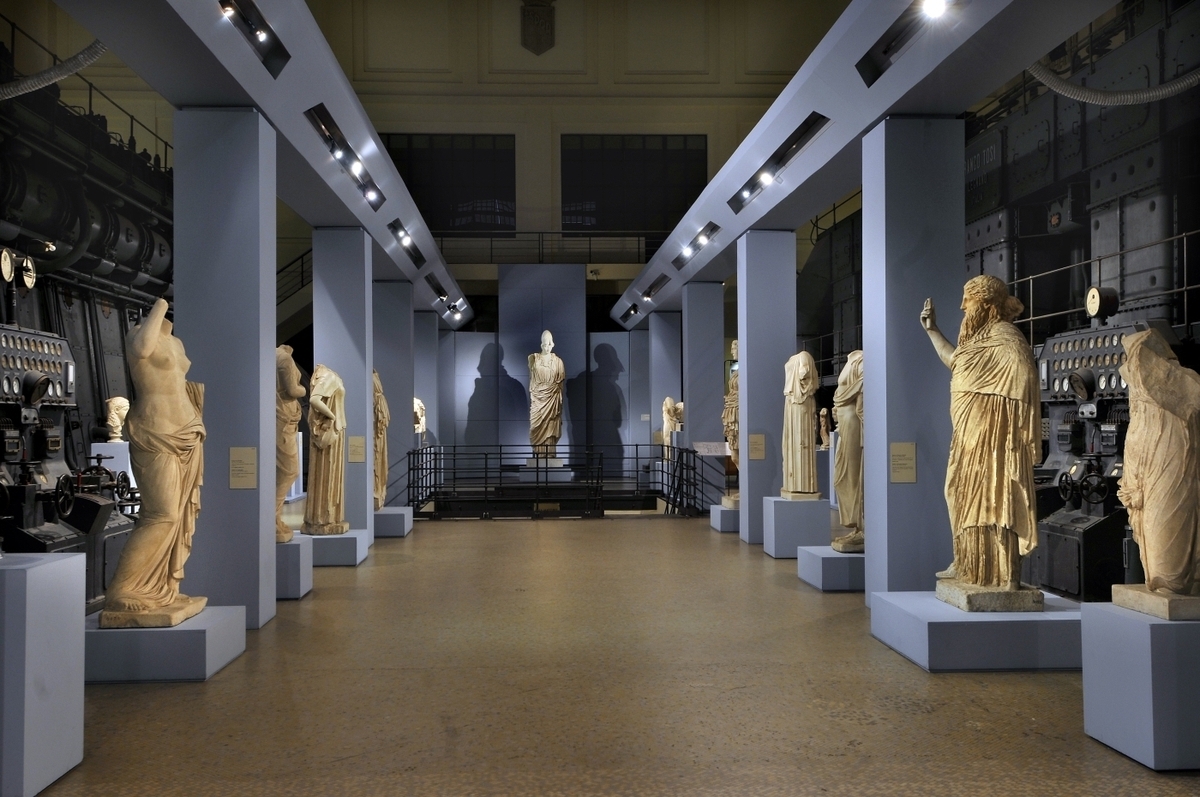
[819,408,831,450]
[414,396,427,436]
[105,396,130,442]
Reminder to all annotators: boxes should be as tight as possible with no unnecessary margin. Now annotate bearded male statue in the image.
[921,275,1041,610]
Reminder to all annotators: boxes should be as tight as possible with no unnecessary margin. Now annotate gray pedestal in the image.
[1082,603,1200,770]
[763,497,831,558]
[276,536,312,600]
[798,546,864,592]
[1,553,84,797]
[85,606,246,683]
[518,466,573,483]
[710,504,738,533]
[870,591,1081,672]
[375,506,413,538]
[310,529,370,567]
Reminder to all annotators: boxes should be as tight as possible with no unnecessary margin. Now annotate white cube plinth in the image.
[797,546,864,592]
[870,591,1081,672]
[1,553,84,797]
[762,497,831,558]
[1082,603,1200,770]
[309,529,370,567]
[276,536,312,600]
[710,504,738,533]
[85,606,246,683]
[375,506,413,537]
[90,442,137,488]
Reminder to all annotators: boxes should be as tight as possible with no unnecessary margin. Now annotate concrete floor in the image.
[47,517,1198,796]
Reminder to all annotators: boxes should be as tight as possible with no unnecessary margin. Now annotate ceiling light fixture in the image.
[349,160,363,176]
[304,104,386,211]
[670,222,722,270]
[923,0,947,18]
[255,28,268,42]
[221,3,236,17]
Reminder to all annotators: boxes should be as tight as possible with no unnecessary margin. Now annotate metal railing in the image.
[799,327,862,384]
[430,231,670,265]
[277,249,313,305]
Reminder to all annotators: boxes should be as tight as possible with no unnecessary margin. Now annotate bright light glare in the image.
[759,172,774,185]
[453,310,462,320]
[222,5,235,17]
[682,246,693,258]
[741,189,750,199]
[697,234,708,246]
[400,234,412,246]
[255,29,268,42]
[923,0,947,18]
[365,190,377,201]
[332,148,344,160]
[349,160,363,176]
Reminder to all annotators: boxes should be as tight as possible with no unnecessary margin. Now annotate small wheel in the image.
[1057,472,1077,503]
[114,471,131,500]
[54,473,75,517]
[1080,473,1109,504]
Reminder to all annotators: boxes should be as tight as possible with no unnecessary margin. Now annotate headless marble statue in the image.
[303,364,348,535]
[721,340,740,508]
[818,408,831,450]
[414,396,427,442]
[782,350,820,499]
[105,396,130,442]
[373,370,390,511]
[831,351,864,553]
[101,298,207,628]
[275,346,305,543]
[528,330,565,457]
[662,396,684,437]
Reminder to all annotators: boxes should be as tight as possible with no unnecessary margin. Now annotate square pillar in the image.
[313,228,373,538]
[414,312,440,445]
[373,281,414,505]
[174,107,276,629]
[736,231,797,544]
[649,312,682,441]
[861,117,964,604]
[681,283,724,450]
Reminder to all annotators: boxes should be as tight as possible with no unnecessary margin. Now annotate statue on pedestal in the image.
[782,350,820,498]
[414,396,427,443]
[528,330,565,457]
[101,298,206,628]
[721,340,740,508]
[373,370,390,511]
[662,396,684,437]
[818,408,831,450]
[275,345,305,543]
[105,396,130,442]
[921,275,1042,611]
[303,364,348,535]
[831,351,864,553]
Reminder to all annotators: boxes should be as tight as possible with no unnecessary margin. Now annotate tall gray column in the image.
[681,283,724,451]
[174,108,276,629]
[736,231,797,544]
[648,312,682,441]
[312,228,374,539]
[414,312,439,445]
[862,117,964,604]
[373,281,413,505]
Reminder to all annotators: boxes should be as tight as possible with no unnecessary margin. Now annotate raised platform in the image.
[309,529,370,566]
[85,605,246,683]
[517,464,573,483]
[710,504,738,533]
[374,506,413,537]
[1112,583,1200,621]
[797,546,864,592]
[276,535,313,600]
[1,553,84,797]
[762,497,831,559]
[1083,602,1200,770]
[870,591,1081,672]
[935,579,1044,612]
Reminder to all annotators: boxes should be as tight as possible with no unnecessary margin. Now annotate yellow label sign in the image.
[347,436,367,463]
[889,442,916,483]
[229,446,257,489]
[749,433,766,461]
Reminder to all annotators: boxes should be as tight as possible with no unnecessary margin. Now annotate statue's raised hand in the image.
[920,298,938,331]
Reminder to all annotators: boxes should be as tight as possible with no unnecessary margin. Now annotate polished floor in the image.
[49,518,1197,796]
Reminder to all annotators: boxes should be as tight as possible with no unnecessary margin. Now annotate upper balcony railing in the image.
[431,231,669,265]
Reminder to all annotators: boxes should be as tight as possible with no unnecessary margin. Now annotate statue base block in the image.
[311,529,370,567]
[935,580,1044,612]
[1082,603,1200,770]
[99,595,208,628]
[797,546,864,592]
[710,504,738,533]
[85,606,246,683]
[719,494,739,509]
[276,535,312,600]
[375,506,413,537]
[831,532,864,553]
[763,497,831,559]
[525,457,564,468]
[870,591,1080,672]
[1112,584,1200,621]
[780,490,821,500]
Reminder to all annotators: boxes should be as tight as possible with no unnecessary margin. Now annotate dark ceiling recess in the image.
[670,221,722,270]
[854,0,932,88]
[218,0,291,79]
[303,102,387,211]
[387,219,426,269]
[727,112,831,215]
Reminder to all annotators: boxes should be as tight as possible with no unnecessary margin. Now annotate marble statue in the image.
[373,370,390,511]
[414,396,427,441]
[303,364,348,535]
[662,396,684,437]
[782,350,820,498]
[105,396,130,442]
[528,330,566,457]
[100,298,206,628]
[722,339,740,469]
[831,351,864,553]
[275,345,305,543]
[921,276,1041,611]
[819,408,831,450]
[1117,329,1200,598]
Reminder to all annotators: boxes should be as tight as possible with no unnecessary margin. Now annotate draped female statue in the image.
[373,369,390,511]
[832,351,864,553]
[101,298,206,628]
[782,350,819,498]
[528,330,566,457]
[275,345,305,543]
[303,364,348,535]
[722,340,740,469]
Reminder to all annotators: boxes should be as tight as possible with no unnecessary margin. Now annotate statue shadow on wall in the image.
[464,341,526,450]
[586,342,627,476]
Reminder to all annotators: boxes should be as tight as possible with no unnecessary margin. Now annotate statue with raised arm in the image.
[921,276,1042,610]
[275,346,305,543]
[528,330,566,457]
[831,351,864,553]
[303,364,348,535]
[100,298,207,628]
[782,349,820,498]
[105,396,130,442]
[373,370,390,511]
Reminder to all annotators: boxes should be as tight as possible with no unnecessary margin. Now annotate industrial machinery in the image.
[0,321,135,613]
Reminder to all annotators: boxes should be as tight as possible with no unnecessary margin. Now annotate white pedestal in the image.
[84,606,246,683]
[374,506,413,537]
[710,504,738,533]
[309,529,370,567]
[276,536,312,600]
[90,442,137,488]
[797,546,864,592]
[0,554,84,797]
[284,431,305,503]
[762,497,831,559]
[870,591,1081,672]
[1082,603,1200,770]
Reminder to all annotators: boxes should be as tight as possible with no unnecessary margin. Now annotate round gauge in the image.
[56,343,62,355]
[0,249,13,283]
[19,257,35,291]
[1121,352,1127,364]
[1121,376,1128,389]
[1053,378,1061,392]
[1069,370,1095,401]
[1053,342,1061,353]
[2,377,9,395]
[1087,337,1094,349]
[1,335,6,347]
[55,381,61,397]
[1099,374,1108,390]
[1103,335,1110,347]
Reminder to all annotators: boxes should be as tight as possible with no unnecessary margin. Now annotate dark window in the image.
[561,134,707,232]
[383,134,516,231]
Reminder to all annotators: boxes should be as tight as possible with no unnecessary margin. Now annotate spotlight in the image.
[255,28,268,42]
[365,189,377,201]
[453,309,462,320]
[923,0,947,17]
[332,148,344,160]
[697,234,708,246]
[221,3,236,17]
[349,160,363,176]
[682,246,693,258]
[642,293,653,302]
[759,171,774,185]
[401,234,412,246]
[438,293,449,303]
[742,189,750,198]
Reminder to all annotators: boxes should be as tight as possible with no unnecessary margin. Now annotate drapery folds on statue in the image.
[832,351,864,552]
[303,364,348,535]
[373,370,390,511]
[782,349,819,497]
[722,339,740,470]
[528,330,566,456]
[275,345,305,543]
